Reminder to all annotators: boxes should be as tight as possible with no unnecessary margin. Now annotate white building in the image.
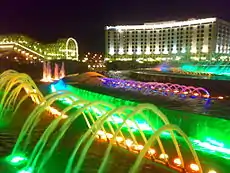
[105,17,230,62]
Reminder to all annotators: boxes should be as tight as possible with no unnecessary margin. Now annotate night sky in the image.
[1,0,230,55]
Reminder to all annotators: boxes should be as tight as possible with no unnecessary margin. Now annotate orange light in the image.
[190,163,199,172]
[173,158,182,166]
[203,94,210,98]
[193,93,199,96]
[46,106,68,118]
[218,96,224,100]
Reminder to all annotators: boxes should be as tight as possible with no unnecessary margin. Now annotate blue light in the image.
[50,79,67,91]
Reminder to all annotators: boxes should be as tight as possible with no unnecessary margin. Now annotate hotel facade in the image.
[105,17,230,62]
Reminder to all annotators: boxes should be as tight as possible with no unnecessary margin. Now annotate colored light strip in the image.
[106,18,216,30]
[101,78,211,99]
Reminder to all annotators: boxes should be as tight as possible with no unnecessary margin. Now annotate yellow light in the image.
[173,158,182,166]
[208,170,217,173]
[148,148,156,156]
[106,133,113,139]
[116,136,123,143]
[61,115,68,119]
[97,130,105,136]
[218,96,224,100]
[159,153,168,160]
[190,163,199,172]
[125,139,133,147]
[133,144,144,151]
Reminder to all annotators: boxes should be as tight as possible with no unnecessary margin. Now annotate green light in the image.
[181,63,230,77]
[17,167,33,173]
[50,82,230,159]
[206,138,224,148]
[6,154,27,166]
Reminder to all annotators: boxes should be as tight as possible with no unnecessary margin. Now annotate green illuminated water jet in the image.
[180,61,230,76]
[0,70,222,173]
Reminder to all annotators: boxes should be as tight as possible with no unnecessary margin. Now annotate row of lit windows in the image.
[109,37,212,43]
[109,47,210,51]
[109,34,212,40]
[108,31,212,38]
[109,43,211,48]
[108,41,212,47]
[109,35,212,40]
[109,49,230,54]
[109,42,212,47]
[108,27,212,35]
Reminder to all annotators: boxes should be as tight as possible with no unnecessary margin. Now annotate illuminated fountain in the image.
[180,61,230,76]
[60,62,65,79]
[41,62,65,83]
[0,70,216,173]
[41,61,52,82]
[101,78,211,99]
[54,63,59,80]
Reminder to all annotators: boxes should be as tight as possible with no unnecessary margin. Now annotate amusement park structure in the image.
[0,35,79,61]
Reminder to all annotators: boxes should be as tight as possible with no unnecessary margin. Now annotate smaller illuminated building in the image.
[105,17,230,62]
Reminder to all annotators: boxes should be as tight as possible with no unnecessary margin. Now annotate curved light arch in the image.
[129,124,203,173]
[0,71,44,119]
[26,100,91,170]
[101,78,212,98]
[36,100,116,172]
[193,87,210,98]
[65,106,136,173]
[71,104,176,172]
[12,90,82,155]
[66,38,79,61]
[96,104,181,172]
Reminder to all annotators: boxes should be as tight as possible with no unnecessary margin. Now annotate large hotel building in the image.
[105,17,230,62]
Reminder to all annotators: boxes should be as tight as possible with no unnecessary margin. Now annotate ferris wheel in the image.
[66,37,79,61]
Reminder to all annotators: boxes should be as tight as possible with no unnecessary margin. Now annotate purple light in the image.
[101,78,210,99]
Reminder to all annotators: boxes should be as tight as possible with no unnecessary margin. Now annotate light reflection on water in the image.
[148,93,230,118]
